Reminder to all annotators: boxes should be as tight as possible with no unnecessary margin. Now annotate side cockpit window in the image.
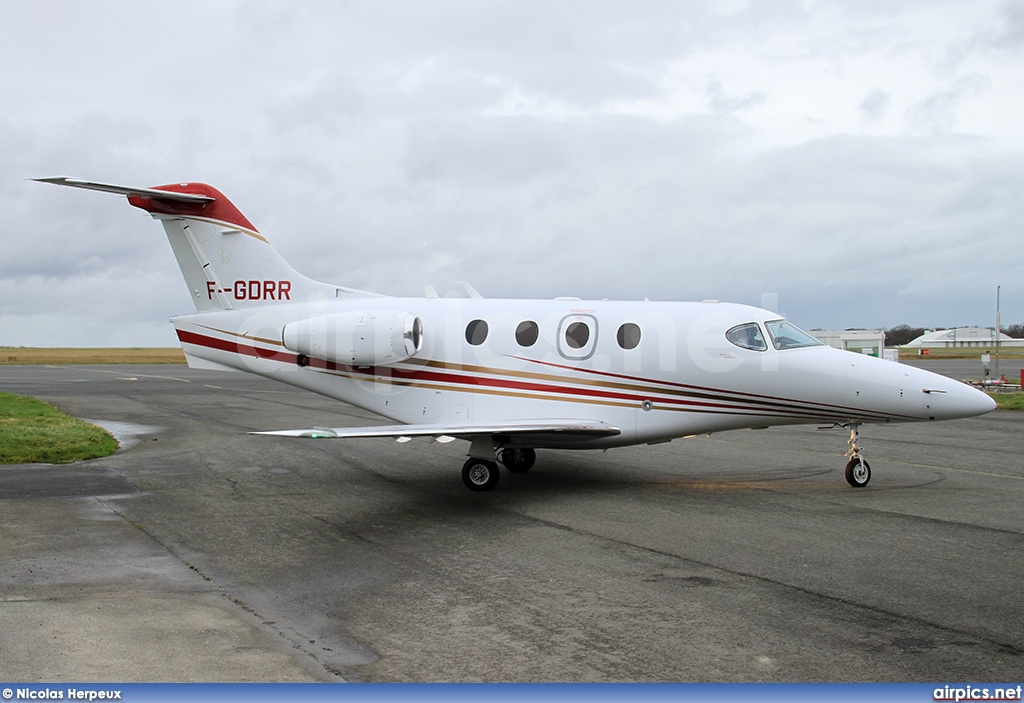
[726,323,768,352]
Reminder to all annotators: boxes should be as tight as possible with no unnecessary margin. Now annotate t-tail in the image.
[33,177,373,310]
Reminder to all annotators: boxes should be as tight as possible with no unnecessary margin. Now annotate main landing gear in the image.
[499,447,536,473]
[462,458,500,491]
[843,423,871,488]
[460,445,538,491]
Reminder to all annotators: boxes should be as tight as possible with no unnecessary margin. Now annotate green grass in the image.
[989,392,1024,411]
[0,392,119,464]
[900,348,1024,360]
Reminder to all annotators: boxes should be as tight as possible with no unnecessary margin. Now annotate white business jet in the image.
[36,177,996,491]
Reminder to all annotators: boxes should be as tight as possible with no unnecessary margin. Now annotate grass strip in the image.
[989,392,1024,411]
[899,348,1024,360]
[0,347,185,365]
[0,392,119,464]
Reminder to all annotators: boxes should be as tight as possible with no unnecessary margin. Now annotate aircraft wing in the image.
[250,419,620,441]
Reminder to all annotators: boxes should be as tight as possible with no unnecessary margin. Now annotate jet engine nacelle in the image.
[282,310,423,366]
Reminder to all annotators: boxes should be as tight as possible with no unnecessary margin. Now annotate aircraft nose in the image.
[966,386,998,415]
[923,378,997,420]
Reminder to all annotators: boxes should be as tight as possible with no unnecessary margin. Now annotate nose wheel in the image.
[844,423,871,488]
[845,456,871,487]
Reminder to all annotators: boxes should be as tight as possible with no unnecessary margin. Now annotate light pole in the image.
[995,285,1001,381]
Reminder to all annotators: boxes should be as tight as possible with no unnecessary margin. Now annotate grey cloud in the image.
[907,73,990,132]
[859,89,890,122]
[706,80,766,114]
[983,1,1024,50]
[2,1,1022,346]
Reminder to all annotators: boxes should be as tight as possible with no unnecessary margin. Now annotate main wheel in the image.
[462,458,500,491]
[499,447,537,473]
[844,457,871,488]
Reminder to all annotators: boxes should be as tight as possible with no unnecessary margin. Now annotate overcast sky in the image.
[2,1,1022,347]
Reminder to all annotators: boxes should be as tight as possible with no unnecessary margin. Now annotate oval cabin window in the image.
[564,321,590,349]
[516,320,539,347]
[556,314,598,360]
[617,323,641,350]
[465,319,489,346]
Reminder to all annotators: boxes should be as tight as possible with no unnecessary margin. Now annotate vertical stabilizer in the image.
[34,177,375,311]
[127,182,338,311]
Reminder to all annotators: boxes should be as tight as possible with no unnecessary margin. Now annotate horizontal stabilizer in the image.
[33,177,215,203]
[250,419,620,440]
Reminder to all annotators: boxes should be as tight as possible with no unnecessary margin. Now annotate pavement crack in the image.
[514,509,1024,659]
[94,496,348,680]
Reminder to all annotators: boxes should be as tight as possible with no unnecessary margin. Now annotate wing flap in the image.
[250,419,620,440]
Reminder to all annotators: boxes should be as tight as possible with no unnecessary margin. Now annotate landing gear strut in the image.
[843,423,871,488]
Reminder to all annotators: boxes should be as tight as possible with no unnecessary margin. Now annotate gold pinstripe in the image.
[193,324,898,420]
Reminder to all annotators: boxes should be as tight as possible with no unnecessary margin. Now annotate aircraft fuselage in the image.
[172,297,993,450]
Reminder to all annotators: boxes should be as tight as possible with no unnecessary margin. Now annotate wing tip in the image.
[250,428,339,438]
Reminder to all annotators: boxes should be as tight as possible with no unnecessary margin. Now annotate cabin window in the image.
[726,323,767,351]
[516,320,539,347]
[764,319,823,350]
[564,322,590,349]
[557,314,597,360]
[465,319,489,346]
[616,323,641,350]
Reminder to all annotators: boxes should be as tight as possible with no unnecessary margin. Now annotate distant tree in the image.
[1004,323,1024,339]
[885,324,927,346]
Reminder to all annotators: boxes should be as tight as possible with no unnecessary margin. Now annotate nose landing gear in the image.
[819,422,872,487]
[844,423,871,488]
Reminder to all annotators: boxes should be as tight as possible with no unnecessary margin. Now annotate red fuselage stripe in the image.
[510,354,878,417]
[175,329,902,420]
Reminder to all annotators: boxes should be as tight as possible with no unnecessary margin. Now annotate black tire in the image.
[499,447,537,473]
[844,457,871,488]
[462,459,500,491]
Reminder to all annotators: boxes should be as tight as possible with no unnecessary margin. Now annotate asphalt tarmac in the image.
[1,362,1022,682]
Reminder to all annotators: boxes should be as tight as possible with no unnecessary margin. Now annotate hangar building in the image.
[904,328,1024,349]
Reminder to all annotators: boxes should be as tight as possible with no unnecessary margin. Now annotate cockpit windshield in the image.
[764,319,824,350]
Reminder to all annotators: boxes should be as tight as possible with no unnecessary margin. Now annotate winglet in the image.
[33,177,215,203]
[33,176,259,234]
